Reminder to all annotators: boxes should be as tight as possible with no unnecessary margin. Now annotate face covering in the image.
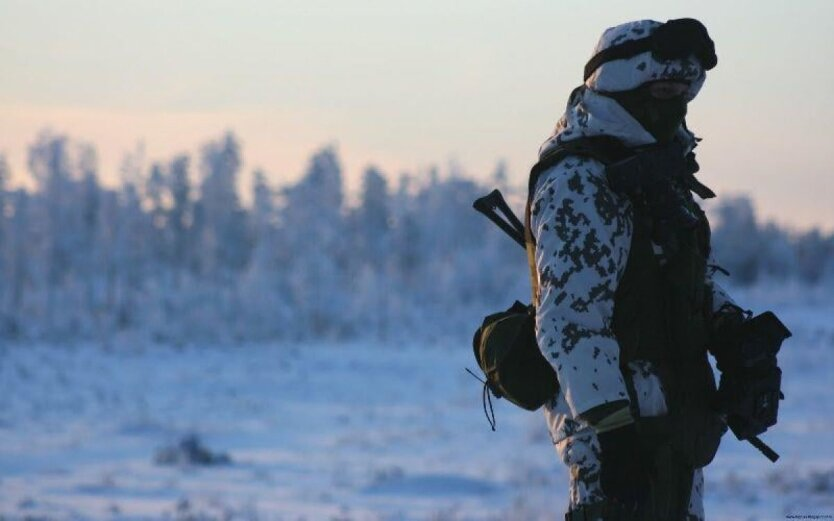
[608,86,688,143]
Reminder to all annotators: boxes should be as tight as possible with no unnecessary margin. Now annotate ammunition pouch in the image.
[715,365,782,440]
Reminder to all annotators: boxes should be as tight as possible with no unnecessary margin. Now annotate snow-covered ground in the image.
[1,285,833,521]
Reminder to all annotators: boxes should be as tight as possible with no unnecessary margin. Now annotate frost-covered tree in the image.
[0,156,7,260]
[354,166,390,268]
[239,169,293,340]
[491,160,510,196]
[344,166,393,336]
[198,132,249,275]
[251,169,274,236]
[281,145,347,338]
[27,131,76,330]
[143,162,169,277]
[116,182,149,329]
[796,229,832,284]
[0,155,9,331]
[757,223,796,281]
[4,189,29,338]
[710,196,762,285]
[76,144,101,318]
[168,154,192,277]
[390,173,421,282]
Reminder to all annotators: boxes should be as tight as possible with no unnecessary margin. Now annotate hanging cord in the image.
[707,263,731,277]
[465,368,497,431]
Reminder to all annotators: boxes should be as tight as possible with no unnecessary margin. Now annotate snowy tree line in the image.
[709,196,834,286]
[0,130,831,344]
[0,131,527,344]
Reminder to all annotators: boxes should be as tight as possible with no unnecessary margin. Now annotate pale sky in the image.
[1,0,832,230]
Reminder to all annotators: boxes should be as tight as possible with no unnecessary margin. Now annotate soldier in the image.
[529,19,746,520]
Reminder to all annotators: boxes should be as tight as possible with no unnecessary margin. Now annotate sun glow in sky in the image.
[1,0,832,230]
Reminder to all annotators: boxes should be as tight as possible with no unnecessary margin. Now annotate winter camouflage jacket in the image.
[532,20,739,449]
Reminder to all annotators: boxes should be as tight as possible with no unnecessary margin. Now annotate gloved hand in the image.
[597,422,651,509]
[710,310,791,441]
[709,306,750,372]
[711,309,788,378]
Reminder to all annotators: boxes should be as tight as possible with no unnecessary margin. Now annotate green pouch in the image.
[472,300,559,411]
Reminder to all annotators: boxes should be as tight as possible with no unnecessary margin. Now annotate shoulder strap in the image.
[524,136,632,306]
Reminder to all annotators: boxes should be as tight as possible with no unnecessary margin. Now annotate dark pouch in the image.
[672,360,728,468]
[675,407,727,468]
[472,301,559,411]
[718,365,782,440]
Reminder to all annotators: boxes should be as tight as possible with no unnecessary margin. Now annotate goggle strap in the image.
[584,36,654,81]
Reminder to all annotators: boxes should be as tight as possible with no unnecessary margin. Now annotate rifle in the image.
[472,189,525,249]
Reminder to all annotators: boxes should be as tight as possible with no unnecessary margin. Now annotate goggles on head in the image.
[584,18,717,82]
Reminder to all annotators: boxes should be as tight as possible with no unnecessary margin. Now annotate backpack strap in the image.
[524,136,632,306]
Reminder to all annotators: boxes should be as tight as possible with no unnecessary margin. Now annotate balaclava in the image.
[607,86,688,143]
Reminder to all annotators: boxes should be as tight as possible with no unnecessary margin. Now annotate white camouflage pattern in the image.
[585,19,708,101]
[533,19,733,519]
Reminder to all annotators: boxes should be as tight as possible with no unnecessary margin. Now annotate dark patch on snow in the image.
[154,434,231,466]
[17,497,36,509]
[767,466,834,495]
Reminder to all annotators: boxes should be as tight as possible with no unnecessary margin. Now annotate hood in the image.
[540,19,709,160]
[539,86,698,160]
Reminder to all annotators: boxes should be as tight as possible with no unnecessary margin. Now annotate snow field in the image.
[1,286,833,520]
